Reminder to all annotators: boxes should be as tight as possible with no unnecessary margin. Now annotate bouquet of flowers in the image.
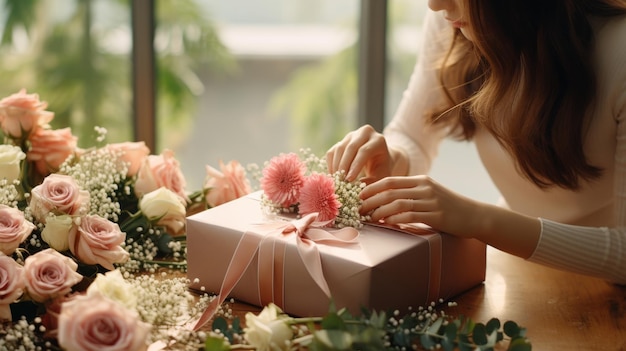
[0,89,252,350]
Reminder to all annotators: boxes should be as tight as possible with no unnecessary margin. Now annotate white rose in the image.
[87,269,137,310]
[244,303,293,351]
[139,187,186,236]
[41,214,73,251]
[0,144,25,182]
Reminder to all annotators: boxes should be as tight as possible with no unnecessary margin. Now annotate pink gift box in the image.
[187,192,486,317]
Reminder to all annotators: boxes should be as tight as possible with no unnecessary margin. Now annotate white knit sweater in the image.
[384,9,626,283]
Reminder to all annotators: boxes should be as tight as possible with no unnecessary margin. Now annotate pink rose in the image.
[0,89,54,139]
[134,149,188,202]
[68,215,129,270]
[0,253,25,321]
[58,293,150,351]
[204,160,252,207]
[27,127,78,176]
[29,174,90,223]
[23,248,83,303]
[0,204,36,255]
[105,141,150,177]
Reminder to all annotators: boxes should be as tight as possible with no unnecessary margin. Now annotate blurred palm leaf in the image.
[1,0,38,45]
[0,0,234,149]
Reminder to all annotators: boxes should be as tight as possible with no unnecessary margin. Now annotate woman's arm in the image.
[526,74,626,284]
[383,9,451,177]
[327,9,451,182]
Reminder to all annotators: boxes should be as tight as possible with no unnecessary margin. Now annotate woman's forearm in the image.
[472,203,542,259]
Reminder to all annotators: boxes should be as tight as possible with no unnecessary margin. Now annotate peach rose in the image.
[139,187,187,236]
[27,127,78,176]
[204,160,251,207]
[68,215,129,270]
[134,149,188,202]
[0,204,36,255]
[0,253,25,321]
[105,141,150,177]
[23,248,83,303]
[58,293,150,351]
[0,89,54,139]
[29,174,90,223]
[0,144,25,182]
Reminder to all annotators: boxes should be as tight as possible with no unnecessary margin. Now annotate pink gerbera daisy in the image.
[260,153,307,207]
[298,173,341,223]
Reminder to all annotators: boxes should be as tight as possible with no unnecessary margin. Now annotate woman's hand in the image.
[360,175,542,258]
[359,175,483,238]
[326,125,402,183]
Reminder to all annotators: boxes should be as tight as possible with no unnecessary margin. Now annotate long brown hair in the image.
[431,0,626,189]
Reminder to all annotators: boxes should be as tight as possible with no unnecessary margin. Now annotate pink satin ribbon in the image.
[190,212,359,331]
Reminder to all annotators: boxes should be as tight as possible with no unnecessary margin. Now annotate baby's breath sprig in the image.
[298,147,327,174]
[59,146,126,222]
[127,273,213,350]
[332,170,370,228]
[0,178,20,208]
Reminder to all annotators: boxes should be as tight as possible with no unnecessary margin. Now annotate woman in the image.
[327,0,626,284]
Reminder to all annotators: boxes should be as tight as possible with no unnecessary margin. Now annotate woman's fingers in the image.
[359,175,443,222]
[326,125,390,182]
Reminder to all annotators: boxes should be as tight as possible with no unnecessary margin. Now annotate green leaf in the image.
[231,317,241,333]
[204,336,230,351]
[461,317,475,335]
[441,337,455,351]
[486,318,501,334]
[473,323,488,345]
[503,321,521,337]
[367,310,387,329]
[211,317,228,333]
[444,322,458,340]
[508,337,533,351]
[427,317,444,335]
[314,330,353,350]
[420,333,436,349]
[321,312,347,330]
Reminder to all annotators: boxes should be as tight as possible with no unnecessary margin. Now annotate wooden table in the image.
[218,246,626,350]
[447,247,626,350]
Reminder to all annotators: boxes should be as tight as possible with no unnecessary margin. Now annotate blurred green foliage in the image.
[0,0,234,149]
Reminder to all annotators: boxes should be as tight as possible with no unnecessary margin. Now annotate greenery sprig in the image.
[204,301,532,351]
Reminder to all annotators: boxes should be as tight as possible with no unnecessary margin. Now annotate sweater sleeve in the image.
[528,61,626,285]
[383,9,451,176]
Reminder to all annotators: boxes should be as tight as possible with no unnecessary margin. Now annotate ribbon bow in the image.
[190,212,359,331]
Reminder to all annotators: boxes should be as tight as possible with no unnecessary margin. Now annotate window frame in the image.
[130,0,388,150]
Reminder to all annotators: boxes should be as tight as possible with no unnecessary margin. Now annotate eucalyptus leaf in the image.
[508,337,533,351]
[486,318,501,334]
[211,317,228,333]
[321,312,347,330]
[427,317,444,334]
[503,321,521,337]
[473,322,489,346]
[420,333,436,349]
[445,322,458,340]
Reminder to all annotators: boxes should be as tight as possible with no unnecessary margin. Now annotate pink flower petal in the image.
[298,173,341,223]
